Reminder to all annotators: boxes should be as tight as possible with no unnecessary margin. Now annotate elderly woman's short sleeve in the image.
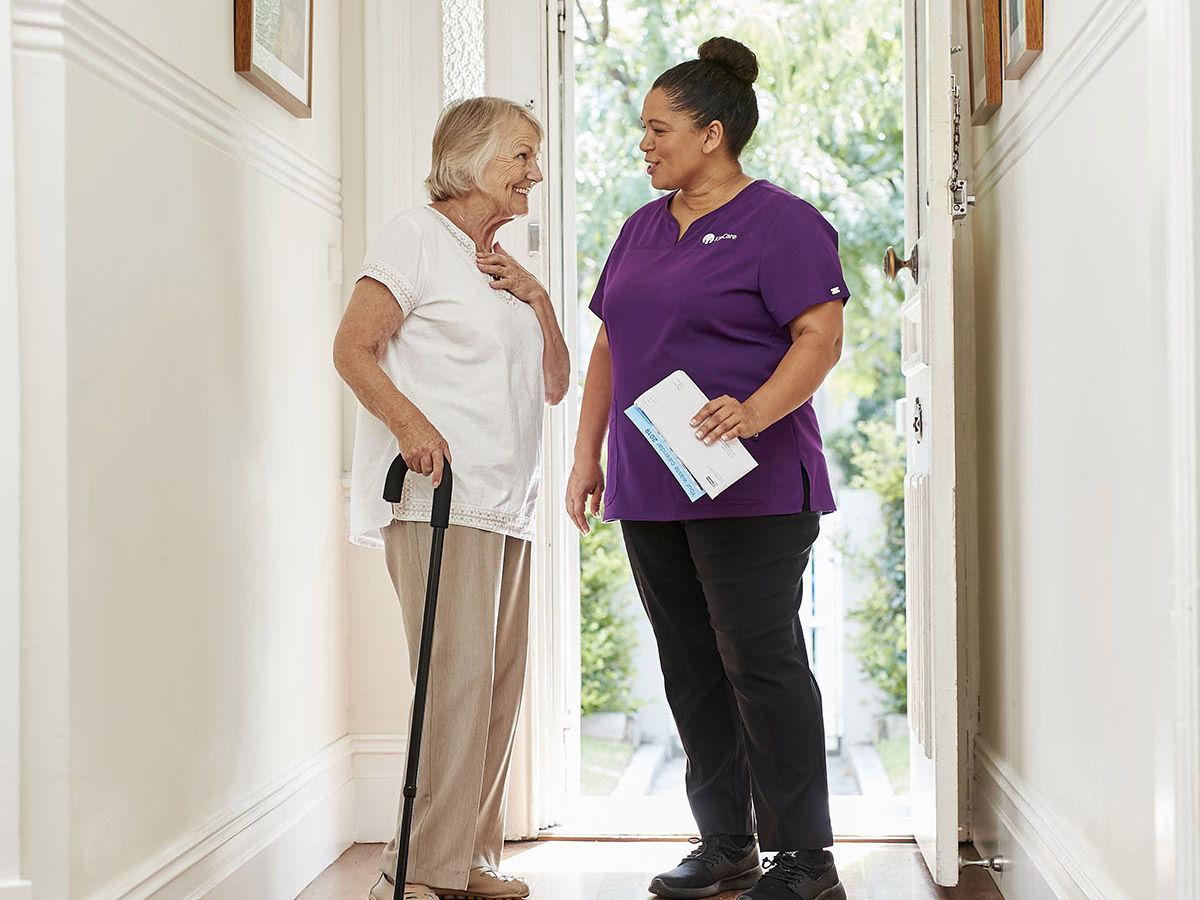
[758,200,850,328]
[359,216,427,316]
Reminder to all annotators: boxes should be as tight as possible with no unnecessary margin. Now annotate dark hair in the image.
[652,37,759,158]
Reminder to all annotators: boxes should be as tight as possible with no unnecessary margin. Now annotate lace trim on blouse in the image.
[391,500,534,541]
[361,261,418,316]
[424,206,521,309]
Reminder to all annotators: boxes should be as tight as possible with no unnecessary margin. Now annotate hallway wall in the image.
[968,1,1166,897]
[1,0,28,894]
[13,1,349,896]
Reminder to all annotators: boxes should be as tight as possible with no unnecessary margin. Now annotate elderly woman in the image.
[567,38,847,900]
[334,97,569,900]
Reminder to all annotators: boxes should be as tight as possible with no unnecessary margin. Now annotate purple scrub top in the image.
[589,179,850,522]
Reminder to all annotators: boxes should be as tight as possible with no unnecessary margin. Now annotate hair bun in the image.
[698,37,758,85]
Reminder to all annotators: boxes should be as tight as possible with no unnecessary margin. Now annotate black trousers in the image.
[621,513,833,851]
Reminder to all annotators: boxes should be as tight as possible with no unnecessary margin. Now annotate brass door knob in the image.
[884,245,918,284]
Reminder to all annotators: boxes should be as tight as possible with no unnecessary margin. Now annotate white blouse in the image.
[348,205,545,548]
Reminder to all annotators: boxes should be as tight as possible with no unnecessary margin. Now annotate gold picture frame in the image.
[1003,0,1043,80]
[234,0,314,118]
[967,0,1003,124]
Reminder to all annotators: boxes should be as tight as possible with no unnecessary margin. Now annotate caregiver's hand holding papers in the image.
[624,370,758,500]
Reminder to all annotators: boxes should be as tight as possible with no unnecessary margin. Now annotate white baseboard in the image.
[98,737,355,900]
[35,734,415,899]
[351,734,408,844]
[0,882,33,900]
[973,740,1129,900]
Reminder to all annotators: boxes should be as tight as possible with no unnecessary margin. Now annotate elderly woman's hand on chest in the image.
[475,242,549,308]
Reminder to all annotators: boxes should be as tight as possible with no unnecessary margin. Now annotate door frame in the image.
[487,0,581,837]
[1150,0,1200,895]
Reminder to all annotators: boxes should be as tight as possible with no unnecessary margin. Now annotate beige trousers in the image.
[377,521,531,890]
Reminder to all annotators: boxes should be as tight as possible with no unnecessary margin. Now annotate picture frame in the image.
[234,0,314,118]
[1003,0,1043,80]
[966,0,1003,125]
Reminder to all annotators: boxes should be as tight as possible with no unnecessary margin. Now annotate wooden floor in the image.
[296,841,1003,900]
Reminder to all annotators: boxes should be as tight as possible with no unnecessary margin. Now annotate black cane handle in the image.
[382,454,453,528]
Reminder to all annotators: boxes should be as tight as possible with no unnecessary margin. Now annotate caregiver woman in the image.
[336,97,569,900]
[566,38,848,900]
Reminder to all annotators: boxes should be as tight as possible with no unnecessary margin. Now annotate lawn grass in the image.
[876,736,911,795]
[580,735,635,796]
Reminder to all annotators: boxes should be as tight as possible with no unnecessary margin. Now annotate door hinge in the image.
[557,0,567,33]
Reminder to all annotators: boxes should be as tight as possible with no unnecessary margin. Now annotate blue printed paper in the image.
[624,405,705,502]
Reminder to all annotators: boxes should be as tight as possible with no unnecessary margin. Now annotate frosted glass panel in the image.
[442,0,485,103]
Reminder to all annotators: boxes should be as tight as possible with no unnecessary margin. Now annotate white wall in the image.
[342,0,442,748]
[969,1,1167,897]
[1,0,31,892]
[14,1,348,896]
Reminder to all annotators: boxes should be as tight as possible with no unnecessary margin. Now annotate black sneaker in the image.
[648,835,762,899]
[737,850,846,900]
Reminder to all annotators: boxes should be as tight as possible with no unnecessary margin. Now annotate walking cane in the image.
[382,454,453,900]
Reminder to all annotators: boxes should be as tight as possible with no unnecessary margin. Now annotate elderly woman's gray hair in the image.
[425,97,544,202]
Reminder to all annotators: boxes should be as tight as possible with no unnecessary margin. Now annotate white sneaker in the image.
[369,874,438,900]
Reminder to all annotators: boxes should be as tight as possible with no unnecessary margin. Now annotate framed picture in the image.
[234,0,314,118]
[966,0,1003,124]
[1003,0,1043,80]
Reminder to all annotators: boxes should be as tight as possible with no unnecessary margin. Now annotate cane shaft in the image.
[393,527,445,899]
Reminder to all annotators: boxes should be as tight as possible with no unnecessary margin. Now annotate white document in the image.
[631,370,758,499]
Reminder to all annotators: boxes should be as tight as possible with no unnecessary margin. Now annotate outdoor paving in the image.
[650,750,862,796]
[550,743,912,838]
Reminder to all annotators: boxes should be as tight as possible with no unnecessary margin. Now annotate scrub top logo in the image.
[702,232,738,245]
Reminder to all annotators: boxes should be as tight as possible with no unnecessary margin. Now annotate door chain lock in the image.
[948,75,975,220]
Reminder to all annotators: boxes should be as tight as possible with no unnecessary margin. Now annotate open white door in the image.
[889,0,971,886]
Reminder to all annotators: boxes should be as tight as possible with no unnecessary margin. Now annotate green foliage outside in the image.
[575,0,908,713]
[828,419,907,712]
[579,517,641,714]
[876,735,911,794]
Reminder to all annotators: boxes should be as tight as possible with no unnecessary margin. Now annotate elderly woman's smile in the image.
[482,126,543,217]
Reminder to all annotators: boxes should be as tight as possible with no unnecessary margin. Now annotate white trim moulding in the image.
[974,740,1128,900]
[350,733,408,844]
[94,736,354,900]
[11,0,343,219]
[974,0,1146,196]
[1159,0,1200,894]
